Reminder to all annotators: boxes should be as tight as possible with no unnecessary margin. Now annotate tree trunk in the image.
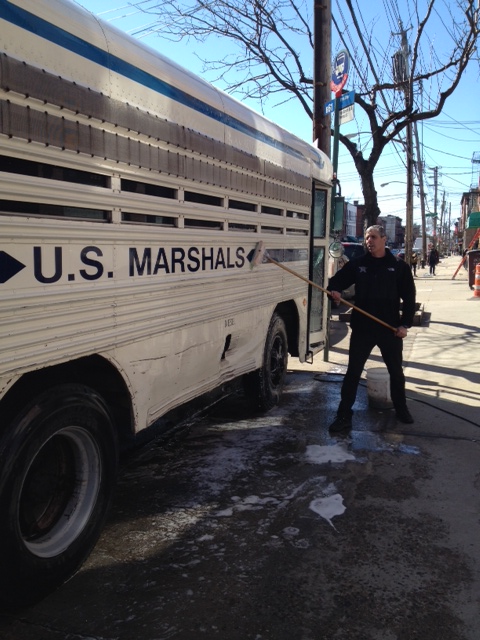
[360,172,381,229]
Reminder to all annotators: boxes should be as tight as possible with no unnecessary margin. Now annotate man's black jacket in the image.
[327,249,416,332]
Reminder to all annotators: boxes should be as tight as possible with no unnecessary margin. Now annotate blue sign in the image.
[332,50,349,85]
[324,90,355,116]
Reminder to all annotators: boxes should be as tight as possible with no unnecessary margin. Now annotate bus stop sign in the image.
[331,50,349,97]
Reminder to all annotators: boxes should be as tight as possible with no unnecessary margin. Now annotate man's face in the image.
[365,229,386,257]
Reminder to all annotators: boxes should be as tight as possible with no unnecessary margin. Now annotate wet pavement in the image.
[0,255,479,639]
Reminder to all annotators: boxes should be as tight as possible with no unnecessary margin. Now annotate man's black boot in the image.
[329,412,353,432]
[396,407,414,424]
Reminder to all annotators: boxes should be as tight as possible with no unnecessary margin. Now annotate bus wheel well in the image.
[1,356,133,450]
[274,301,300,357]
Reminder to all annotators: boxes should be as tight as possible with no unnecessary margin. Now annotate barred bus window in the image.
[0,200,108,220]
[262,226,283,234]
[228,199,257,212]
[286,228,308,236]
[0,156,108,188]
[122,213,176,226]
[286,210,308,220]
[184,191,222,207]
[261,205,283,216]
[121,179,176,199]
[228,223,257,232]
[184,218,222,230]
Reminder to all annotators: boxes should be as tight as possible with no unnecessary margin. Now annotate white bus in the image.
[0,0,332,606]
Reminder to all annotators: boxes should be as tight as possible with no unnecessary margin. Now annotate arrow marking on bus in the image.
[0,251,26,283]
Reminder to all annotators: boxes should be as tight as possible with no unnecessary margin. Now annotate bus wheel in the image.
[244,313,288,411]
[0,384,118,609]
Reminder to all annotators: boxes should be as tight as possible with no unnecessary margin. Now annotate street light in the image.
[344,132,371,140]
[380,181,419,188]
[380,181,406,188]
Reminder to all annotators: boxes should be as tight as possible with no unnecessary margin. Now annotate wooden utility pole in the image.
[394,19,414,266]
[313,0,331,154]
[413,123,427,261]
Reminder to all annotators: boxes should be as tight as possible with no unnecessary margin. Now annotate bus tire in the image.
[243,313,288,411]
[0,384,118,609]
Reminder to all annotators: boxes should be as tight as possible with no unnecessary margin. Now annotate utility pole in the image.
[413,123,427,261]
[433,167,438,242]
[440,190,446,251]
[448,202,452,253]
[392,20,413,265]
[313,0,331,154]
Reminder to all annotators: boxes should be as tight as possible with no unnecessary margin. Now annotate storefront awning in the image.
[467,212,480,228]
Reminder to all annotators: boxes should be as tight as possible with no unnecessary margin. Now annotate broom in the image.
[249,241,397,334]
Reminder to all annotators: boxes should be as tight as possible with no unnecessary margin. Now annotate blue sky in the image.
[73,0,480,230]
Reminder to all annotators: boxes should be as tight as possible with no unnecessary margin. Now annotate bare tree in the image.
[133,0,478,227]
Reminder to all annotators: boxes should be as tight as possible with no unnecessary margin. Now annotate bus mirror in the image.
[332,196,345,232]
[328,241,344,258]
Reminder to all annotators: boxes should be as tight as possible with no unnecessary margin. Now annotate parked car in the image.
[342,242,366,261]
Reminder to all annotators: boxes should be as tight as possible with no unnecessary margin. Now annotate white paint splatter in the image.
[309,494,346,531]
[305,444,355,465]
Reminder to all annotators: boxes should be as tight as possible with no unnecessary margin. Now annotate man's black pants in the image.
[338,327,407,414]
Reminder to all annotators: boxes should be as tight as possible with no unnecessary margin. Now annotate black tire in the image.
[243,313,288,411]
[0,384,118,609]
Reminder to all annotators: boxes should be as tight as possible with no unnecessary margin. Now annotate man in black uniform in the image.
[327,225,416,432]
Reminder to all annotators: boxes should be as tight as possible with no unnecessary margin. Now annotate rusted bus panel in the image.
[1,101,25,140]
[210,137,228,164]
[1,55,314,196]
[199,158,215,185]
[167,151,185,177]
[90,126,105,158]
[215,164,230,189]
[0,100,310,204]
[78,124,93,156]
[183,128,221,162]
[184,155,195,183]
[155,146,170,174]
[26,107,48,145]
[140,115,171,143]
[266,161,311,192]
[103,131,118,164]
[0,54,106,121]
[122,105,143,134]
[225,145,263,174]
[116,135,129,164]
[286,185,311,207]
[128,137,141,168]
[139,141,151,169]
[62,117,78,151]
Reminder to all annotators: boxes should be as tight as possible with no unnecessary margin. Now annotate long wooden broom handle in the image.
[265,255,398,334]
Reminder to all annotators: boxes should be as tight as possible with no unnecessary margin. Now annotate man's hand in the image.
[395,326,408,339]
[329,290,342,303]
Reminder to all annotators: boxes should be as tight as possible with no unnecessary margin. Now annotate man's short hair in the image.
[365,224,386,238]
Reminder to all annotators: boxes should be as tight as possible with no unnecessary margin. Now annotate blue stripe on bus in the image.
[0,0,309,162]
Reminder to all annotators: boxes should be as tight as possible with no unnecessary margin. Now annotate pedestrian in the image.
[410,251,418,276]
[327,225,416,432]
[428,246,439,276]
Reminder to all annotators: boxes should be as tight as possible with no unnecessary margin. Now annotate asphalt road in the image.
[1,361,479,640]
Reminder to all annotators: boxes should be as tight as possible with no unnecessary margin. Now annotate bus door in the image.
[308,185,329,351]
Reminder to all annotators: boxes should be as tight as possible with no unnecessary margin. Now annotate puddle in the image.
[350,430,421,455]
[309,494,346,530]
[305,443,356,464]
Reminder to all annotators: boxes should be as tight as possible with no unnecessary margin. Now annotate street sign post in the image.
[325,49,351,361]
[324,90,355,125]
[324,90,354,116]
